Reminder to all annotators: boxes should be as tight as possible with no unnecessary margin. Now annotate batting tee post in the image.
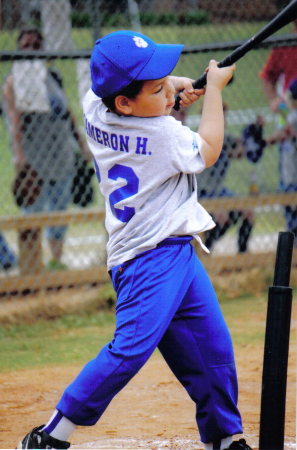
[259,231,294,450]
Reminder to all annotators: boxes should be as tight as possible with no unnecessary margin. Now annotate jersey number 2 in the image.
[94,160,139,223]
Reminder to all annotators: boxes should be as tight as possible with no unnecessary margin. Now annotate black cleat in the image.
[17,425,70,449]
[228,439,253,449]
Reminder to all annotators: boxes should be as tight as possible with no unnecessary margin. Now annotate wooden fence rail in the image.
[0,193,296,295]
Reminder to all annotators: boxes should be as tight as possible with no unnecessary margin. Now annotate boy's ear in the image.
[115,95,133,115]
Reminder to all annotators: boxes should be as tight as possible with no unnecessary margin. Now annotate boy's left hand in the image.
[171,76,205,107]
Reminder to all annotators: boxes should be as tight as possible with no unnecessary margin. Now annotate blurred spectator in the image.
[2,26,91,270]
[259,20,297,245]
[197,103,254,253]
[242,115,267,165]
[265,79,297,245]
[245,82,297,245]
[0,232,17,270]
[259,19,297,116]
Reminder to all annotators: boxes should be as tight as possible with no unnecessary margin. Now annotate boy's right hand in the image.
[206,60,236,91]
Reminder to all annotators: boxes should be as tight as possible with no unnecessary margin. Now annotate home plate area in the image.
[71,436,203,449]
[71,435,260,449]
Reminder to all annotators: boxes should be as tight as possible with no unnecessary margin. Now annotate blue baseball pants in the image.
[56,237,242,443]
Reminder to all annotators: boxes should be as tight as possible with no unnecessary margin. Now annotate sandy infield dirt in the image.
[1,319,296,450]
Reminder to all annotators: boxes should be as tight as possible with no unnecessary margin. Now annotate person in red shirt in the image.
[259,19,297,112]
[259,19,297,246]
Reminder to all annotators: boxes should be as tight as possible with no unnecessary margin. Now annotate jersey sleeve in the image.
[160,117,205,174]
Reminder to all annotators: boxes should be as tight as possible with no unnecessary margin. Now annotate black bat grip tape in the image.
[173,46,246,111]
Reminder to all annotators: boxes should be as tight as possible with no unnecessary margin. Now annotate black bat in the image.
[174,0,297,110]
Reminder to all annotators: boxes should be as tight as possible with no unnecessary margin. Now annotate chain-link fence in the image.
[0,0,296,299]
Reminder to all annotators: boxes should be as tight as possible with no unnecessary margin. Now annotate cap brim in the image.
[135,43,184,81]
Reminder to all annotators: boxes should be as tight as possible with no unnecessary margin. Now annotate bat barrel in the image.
[174,0,297,110]
[259,232,294,450]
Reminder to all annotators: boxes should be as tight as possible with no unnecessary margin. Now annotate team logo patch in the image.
[191,131,198,152]
[133,36,148,48]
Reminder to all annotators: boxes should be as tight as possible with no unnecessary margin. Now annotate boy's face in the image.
[127,76,176,117]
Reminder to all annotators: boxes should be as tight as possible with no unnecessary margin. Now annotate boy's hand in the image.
[170,76,205,107]
[206,60,236,91]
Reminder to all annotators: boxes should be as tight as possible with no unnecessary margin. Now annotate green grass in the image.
[222,296,267,346]
[0,311,116,372]
[1,294,292,373]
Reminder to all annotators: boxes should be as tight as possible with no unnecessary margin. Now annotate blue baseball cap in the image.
[90,30,184,98]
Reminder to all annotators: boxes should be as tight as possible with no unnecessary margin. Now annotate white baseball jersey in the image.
[83,90,215,270]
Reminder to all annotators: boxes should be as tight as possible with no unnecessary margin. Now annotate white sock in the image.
[42,409,77,441]
[204,436,233,450]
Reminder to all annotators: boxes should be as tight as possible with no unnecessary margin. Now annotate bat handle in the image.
[174,73,207,111]
[173,45,245,111]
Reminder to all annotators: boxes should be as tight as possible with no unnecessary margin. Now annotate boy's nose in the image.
[165,79,175,97]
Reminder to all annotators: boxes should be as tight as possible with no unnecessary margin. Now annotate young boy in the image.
[18,31,253,450]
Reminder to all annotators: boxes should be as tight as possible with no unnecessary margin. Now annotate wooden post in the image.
[18,228,43,274]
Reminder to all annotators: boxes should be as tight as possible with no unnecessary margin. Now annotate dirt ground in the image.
[1,318,296,450]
